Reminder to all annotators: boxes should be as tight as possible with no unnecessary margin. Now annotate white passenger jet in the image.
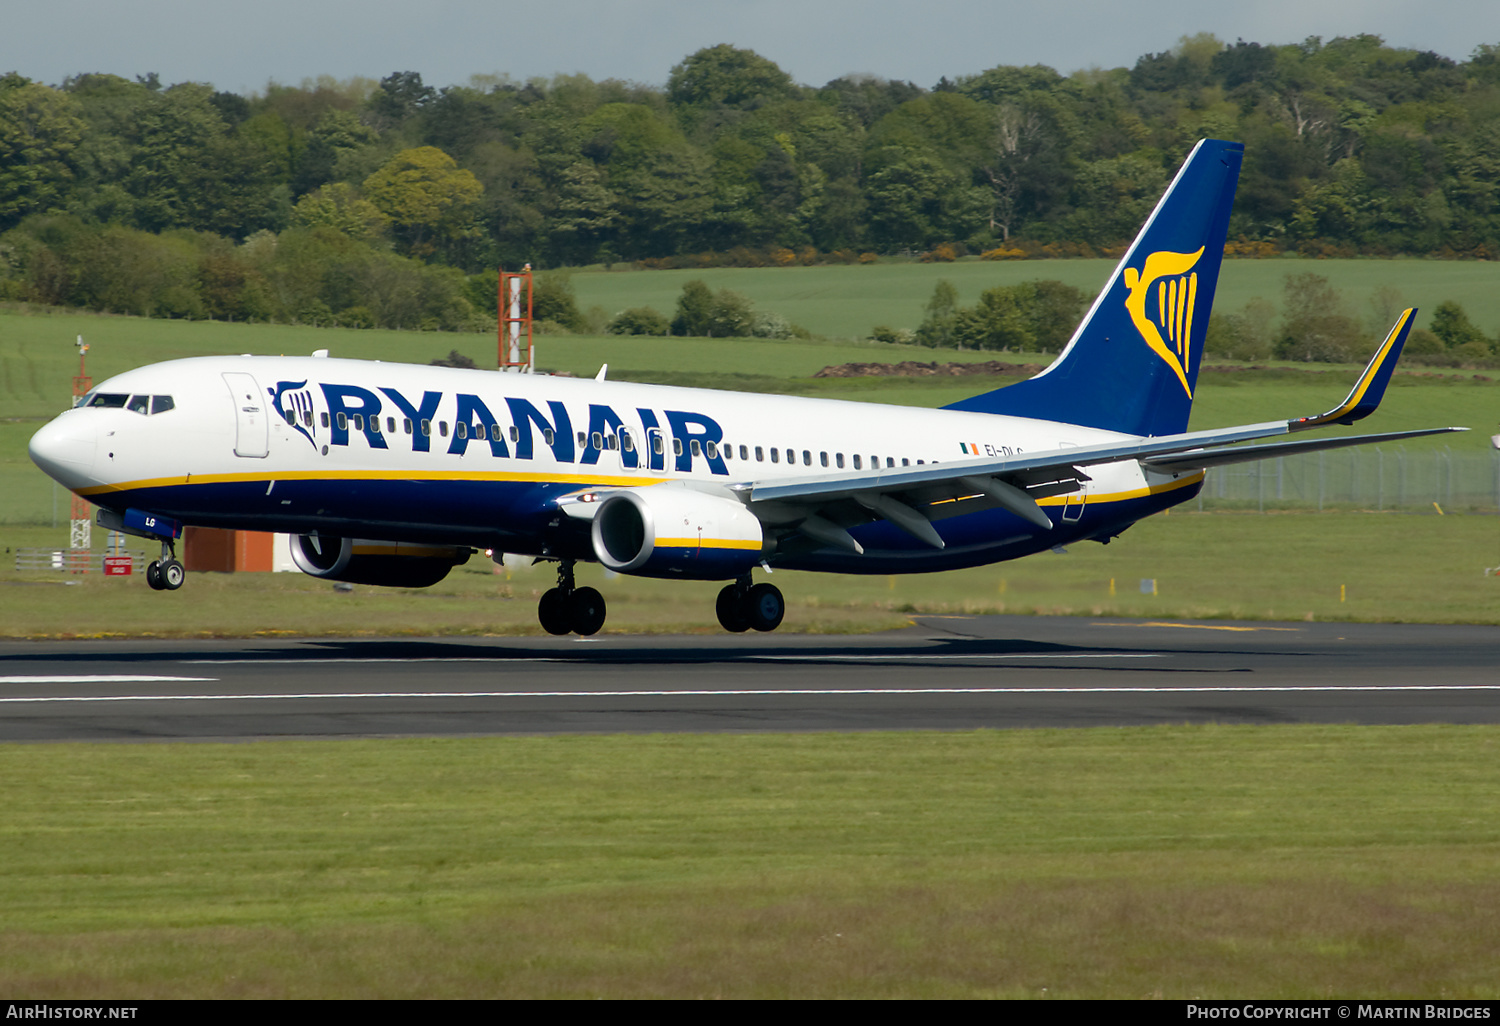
[29,140,1463,635]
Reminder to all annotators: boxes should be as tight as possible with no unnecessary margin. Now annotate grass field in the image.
[567,257,1500,340]
[3,726,1498,998]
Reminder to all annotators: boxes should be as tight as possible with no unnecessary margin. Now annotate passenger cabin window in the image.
[542,428,555,446]
[321,412,330,429]
[770,448,779,463]
[491,424,503,442]
[591,431,602,451]
[439,422,448,437]
[853,455,862,470]
[652,435,664,456]
[577,431,587,447]
[387,417,396,434]
[421,419,431,437]
[691,440,702,458]
[740,445,749,461]
[820,452,829,468]
[455,422,466,439]
[755,446,763,462]
[337,413,347,431]
[509,425,518,442]
[803,450,812,466]
[404,418,413,435]
[836,454,845,469]
[352,414,364,432]
[704,441,716,459]
[622,432,634,452]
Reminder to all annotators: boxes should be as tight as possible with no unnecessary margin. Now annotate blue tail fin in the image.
[945,139,1244,436]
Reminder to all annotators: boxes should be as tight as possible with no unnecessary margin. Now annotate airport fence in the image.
[12,548,150,573]
[1193,447,1500,512]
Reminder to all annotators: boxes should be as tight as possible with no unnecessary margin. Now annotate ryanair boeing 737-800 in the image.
[28,140,1464,635]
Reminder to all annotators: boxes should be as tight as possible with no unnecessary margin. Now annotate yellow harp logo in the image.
[1123,247,1204,398]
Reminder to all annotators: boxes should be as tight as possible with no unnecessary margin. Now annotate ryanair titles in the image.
[270,380,730,476]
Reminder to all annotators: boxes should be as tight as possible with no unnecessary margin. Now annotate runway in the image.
[0,616,1496,741]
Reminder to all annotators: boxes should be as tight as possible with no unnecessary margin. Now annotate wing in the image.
[560,312,1464,555]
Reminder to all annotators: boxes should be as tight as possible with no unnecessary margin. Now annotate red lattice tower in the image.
[498,265,534,372]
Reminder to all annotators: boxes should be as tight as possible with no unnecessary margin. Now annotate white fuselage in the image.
[31,354,1193,575]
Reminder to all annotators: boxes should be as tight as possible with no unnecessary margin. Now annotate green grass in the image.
[569,257,1500,339]
[3,511,1496,638]
[2,726,1498,997]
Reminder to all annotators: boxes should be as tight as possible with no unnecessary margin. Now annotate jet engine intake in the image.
[290,535,470,587]
[591,486,765,580]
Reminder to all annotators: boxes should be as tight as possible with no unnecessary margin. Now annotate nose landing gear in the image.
[145,537,185,592]
[537,560,606,636]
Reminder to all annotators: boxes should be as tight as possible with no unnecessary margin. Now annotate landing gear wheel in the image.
[538,587,572,635]
[161,559,185,590]
[569,587,606,637]
[716,584,750,633]
[744,583,785,633]
[145,561,165,591]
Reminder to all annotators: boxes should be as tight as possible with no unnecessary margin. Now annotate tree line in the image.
[1,34,1498,331]
[895,273,1500,367]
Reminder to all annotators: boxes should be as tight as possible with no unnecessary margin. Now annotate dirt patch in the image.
[814,360,1043,378]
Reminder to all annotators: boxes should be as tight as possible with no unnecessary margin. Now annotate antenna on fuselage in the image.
[498,264,534,373]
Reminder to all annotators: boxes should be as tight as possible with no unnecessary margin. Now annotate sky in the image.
[6,0,1498,95]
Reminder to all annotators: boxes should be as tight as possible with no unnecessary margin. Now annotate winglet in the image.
[1288,308,1415,431]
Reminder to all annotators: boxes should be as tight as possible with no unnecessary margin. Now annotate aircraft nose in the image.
[29,413,98,487]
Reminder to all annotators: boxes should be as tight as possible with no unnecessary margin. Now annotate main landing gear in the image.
[534,564,786,636]
[715,576,785,633]
[145,537,185,592]
[537,560,606,636]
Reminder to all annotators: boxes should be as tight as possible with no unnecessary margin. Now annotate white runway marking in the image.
[178,652,1161,665]
[180,658,565,665]
[749,653,1162,661]
[0,675,218,684]
[1,684,1499,704]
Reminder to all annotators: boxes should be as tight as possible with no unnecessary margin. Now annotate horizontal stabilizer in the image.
[1142,426,1467,473]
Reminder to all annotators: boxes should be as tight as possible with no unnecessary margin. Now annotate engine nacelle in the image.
[290,535,470,588]
[591,486,765,580]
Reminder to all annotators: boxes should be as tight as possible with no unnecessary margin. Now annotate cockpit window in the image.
[84,392,175,414]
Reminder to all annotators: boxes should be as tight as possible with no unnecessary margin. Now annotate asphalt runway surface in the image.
[0,616,1496,742]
